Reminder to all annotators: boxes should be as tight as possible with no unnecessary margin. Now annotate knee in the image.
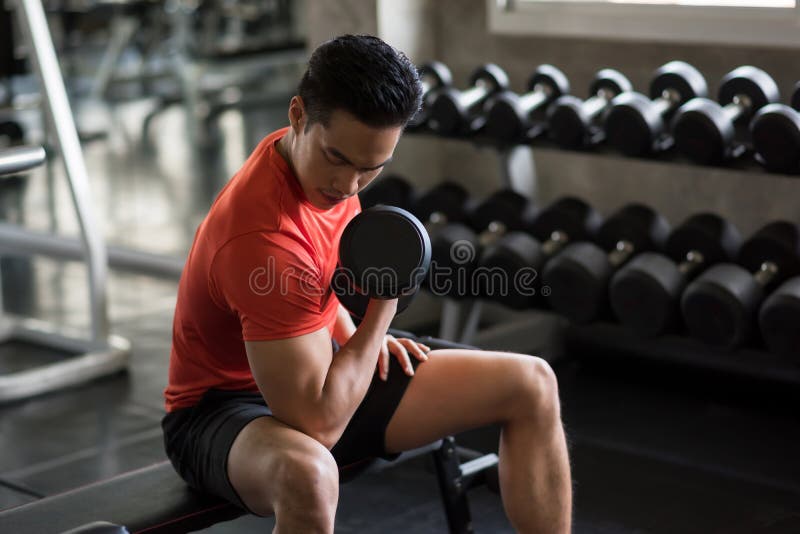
[271,448,339,526]
[514,357,560,425]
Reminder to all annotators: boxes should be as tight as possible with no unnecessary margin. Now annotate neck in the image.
[277,127,297,176]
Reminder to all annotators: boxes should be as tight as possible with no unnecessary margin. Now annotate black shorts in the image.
[161,348,422,513]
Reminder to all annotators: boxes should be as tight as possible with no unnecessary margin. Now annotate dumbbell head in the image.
[427,222,479,299]
[468,189,536,234]
[681,221,800,349]
[609,213,740,336]
[605,61,707,157]
[428,63,509,135]
[543,203,669,323]
[419,61,452,93]
[527,196,602,253]
[358,174,415,211]
[333,206,431,318]
[478,231,543,309]
[485,65,570,144]
[412,181,470,226]
[408,61,453,129]
[718,66,779,113]
[751,82,800,174]
[759,276,800,360]
[548,69,632,149]
[650,61,708,104]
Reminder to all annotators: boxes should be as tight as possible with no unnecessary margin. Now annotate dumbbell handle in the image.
[676,250,705,276]
[478,221,507,248]
[582,92,614,120]
[753,261,779,287]
[722,94,753,123]
[652,88,682,117]
[460,79,494,111]
[541,230,569,257]
[608,240,635,268]
[518,83,553,116]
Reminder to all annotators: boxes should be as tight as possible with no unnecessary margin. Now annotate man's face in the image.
[290,102,403,210]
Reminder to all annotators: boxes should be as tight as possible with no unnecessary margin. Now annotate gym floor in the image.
[1,90,799,533]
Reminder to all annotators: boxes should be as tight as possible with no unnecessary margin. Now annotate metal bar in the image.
[14,0,111,345]
[0,145,46,177]
[432,436,474,534]
[0,224,184,279]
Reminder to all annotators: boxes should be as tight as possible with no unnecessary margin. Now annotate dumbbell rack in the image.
[404,129,800,383]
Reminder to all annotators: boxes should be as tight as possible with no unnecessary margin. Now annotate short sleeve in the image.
[210,232,336,341]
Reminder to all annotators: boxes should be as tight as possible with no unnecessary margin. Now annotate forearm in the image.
[332,304,357,346]
[316,299,396,445]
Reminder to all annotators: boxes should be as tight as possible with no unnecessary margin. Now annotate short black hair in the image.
[298,35,422,129]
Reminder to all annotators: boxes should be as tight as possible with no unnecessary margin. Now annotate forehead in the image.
[314,110,402,161]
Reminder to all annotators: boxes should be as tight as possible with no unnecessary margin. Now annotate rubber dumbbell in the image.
[407,61,453,130]
[412,181,471,233]
[484,64,570,145]
[750,81,800,174]
[543,204,670,324]
[427,189,537,300]
[428,63,510,136]
[477,197,602,309]
[672,66,780,165]
[604,61,707,157]
[681,221,800,350]
[358,174,416,212]
[332,205,432,319]
[759,276,800,359]
[609,213,741,337]
[548,69,633,149]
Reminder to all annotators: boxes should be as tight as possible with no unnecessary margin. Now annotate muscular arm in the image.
[332,303,357,346]
[245,298,397,449]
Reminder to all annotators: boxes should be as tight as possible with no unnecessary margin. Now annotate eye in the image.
[323,150,347,166]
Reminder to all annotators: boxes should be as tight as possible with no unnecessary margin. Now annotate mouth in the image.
[321,191,347,205]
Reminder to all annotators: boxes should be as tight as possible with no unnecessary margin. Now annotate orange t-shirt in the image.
[164,127,360,412]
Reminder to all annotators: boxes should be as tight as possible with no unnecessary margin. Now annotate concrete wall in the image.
[306,0,800,237]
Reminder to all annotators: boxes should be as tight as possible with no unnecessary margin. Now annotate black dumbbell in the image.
[681,221,800,350]
[750,81,800,175]
[609,213,741,337]
[0,121,25,147]
[548,69,633,149]
[672,66,780,165]
[428,63,510,136]
[604,61,707,157]
[358,174,416,212]
[412,181,471,231]
[477,197,602,309]
[332,205,432,319]
[759,276,800,360]
[407,61,453,130]
[484,64,570,145]
[543,204,670,324]
[427,189,537,300]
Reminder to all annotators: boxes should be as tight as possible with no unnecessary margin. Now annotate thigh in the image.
[228,416,338,517]
[384,349,544,453]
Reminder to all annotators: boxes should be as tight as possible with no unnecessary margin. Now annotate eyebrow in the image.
[327,147,392,171]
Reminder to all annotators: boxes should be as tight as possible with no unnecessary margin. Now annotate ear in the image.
[288,96,307,134]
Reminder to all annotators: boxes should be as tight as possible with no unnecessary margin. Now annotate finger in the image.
[398,338,428,362]
[379,339,390,381]
[388,338,414,376]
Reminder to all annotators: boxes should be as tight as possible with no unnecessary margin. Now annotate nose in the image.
[332,172,360,197]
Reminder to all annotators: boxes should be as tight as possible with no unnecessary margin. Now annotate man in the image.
[162,34,571,533]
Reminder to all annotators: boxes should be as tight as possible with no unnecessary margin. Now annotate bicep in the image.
[245,327,334,434]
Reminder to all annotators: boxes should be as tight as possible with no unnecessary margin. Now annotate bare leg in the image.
[384,349,572,534]
[227,416,340,534]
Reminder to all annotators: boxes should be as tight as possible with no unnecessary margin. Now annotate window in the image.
[488,0,800,47]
